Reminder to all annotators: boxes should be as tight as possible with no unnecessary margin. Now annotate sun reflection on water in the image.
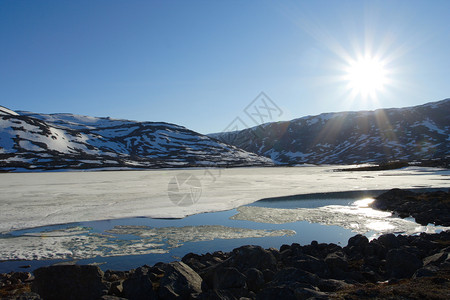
[322,197,392,219]
[353,197,375,207]
[366,221,395,231]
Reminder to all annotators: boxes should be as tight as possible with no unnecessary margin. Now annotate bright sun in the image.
[345,56,388,99]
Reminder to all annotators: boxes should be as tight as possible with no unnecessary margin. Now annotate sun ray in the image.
[373,109,400,160]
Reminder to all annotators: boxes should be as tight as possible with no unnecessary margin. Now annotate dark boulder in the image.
[267,247,281,261]
[182,253,207,272]
[100,296,128,300]
[423,251,449,267]
[262,269,275,283]
[182,252,226,273]
[213,267,246,290]
[292,256,329,278]
[122,266,157,300]
[159,261,203,299]
[10,292,42,300]
[360,266,382,283]
[294,287,329,299]
[317,278,350,292]
[386,247,423,279]
[228,245,277,272]
[302,242,342,260]
[344,234,369,259]
[258,281,322,300]
[245,268,265,292]
[377,233,400,250]
[32,265,108,300]
[193,288,254,300]
[413,265,439,278]
[271,267,320,286]
[279,248,294,265]
[347,234,369,249]
[9,272,33,284]
[109,280,124,297]
[409,236,437,257]
[367,239,388,259]
[324,251,348,278]
[280,244,290,252]
[256,285,297,300]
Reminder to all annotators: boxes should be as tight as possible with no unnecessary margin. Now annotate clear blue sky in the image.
[1,0,449,134]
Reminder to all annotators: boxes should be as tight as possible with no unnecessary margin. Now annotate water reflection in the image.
[354,197,375,207]
[231,197,448,237]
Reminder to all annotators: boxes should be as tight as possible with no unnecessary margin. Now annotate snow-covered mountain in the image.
[0,109,272,171]
[210,99,450,165]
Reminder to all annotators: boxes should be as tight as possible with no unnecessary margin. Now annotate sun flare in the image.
[345,56,388,99]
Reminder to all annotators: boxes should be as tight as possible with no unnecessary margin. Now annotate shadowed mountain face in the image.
[0,108,272,171]
[210,99,450,164]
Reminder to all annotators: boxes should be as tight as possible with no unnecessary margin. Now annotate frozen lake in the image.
[0,166,449,272]
[0,193,448,273]
[1,166,449,233]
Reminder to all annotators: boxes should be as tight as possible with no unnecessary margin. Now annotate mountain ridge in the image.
[0,109,272,171]
[210,99,450,165]
[2,99,449,171]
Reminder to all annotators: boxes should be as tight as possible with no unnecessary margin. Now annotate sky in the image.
[1,0,449,134]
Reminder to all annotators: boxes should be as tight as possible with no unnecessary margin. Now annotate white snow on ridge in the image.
[17,111,184,132]
[17,111,137,130]
[0,106,19,116]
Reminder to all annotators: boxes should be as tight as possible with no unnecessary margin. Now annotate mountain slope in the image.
[0,110,272,171]
[210,99,450,164]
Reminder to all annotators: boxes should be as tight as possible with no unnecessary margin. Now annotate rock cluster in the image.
[371,188,450,226]
[0,271,36,299]
[2,231,450,299]
[0,271,33,288]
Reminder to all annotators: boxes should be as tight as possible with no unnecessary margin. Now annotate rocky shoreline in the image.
[371,188,450,226]
[1,189,450,300]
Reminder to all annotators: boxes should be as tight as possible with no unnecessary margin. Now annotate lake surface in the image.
[1,166,449,234]
[1,193,447,273]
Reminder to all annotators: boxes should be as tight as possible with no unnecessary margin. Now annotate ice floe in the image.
[0,225,294,261]
[231,199,449,237]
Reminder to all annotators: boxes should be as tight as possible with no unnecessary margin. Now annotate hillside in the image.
[0,109,272,171]
[210,99,450,164]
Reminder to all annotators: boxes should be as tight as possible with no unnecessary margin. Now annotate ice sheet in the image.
[0,166,449,234]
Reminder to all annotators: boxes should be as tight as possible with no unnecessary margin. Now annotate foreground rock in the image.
[158,262,203,299]
[32,265,109,300]
[371,188,450,226]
